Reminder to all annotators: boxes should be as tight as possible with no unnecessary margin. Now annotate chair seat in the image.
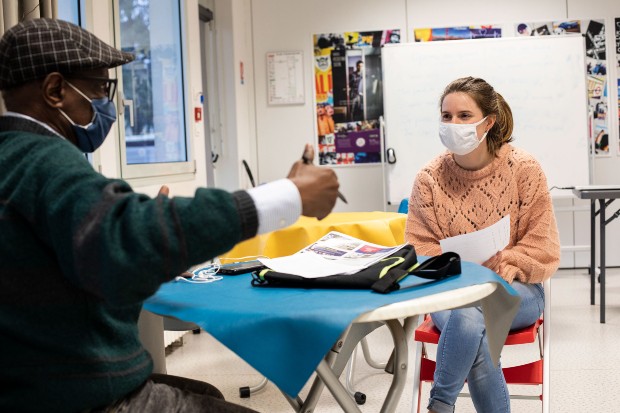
[418,357,543,385]
[415,315,544,385]
[414,315,542,346]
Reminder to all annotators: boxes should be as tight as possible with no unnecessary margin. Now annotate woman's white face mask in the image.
[439,116,488,156]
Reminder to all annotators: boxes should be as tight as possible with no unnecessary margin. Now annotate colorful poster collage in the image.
[414,25,502,42]
[313,30,400,166]
[516,20,610,156]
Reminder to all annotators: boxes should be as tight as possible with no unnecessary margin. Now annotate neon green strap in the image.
[378,257,405,278]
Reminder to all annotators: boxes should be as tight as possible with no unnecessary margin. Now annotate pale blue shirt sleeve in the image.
[246,179,302,235]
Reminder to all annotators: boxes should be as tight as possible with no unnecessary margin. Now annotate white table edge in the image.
[352,283,498,323]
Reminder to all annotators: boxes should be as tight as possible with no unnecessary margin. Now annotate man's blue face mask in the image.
[58,80,117,153]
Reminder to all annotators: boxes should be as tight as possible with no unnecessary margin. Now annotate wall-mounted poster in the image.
[413,25,502,42]
[516,19,610,156]
[313,30,400,166]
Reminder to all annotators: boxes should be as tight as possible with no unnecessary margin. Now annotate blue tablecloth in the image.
[144,261,517,396]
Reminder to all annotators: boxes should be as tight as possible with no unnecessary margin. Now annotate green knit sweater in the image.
[0,116,258,412]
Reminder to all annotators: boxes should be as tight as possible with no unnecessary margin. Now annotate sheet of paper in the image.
[439,215,510,264]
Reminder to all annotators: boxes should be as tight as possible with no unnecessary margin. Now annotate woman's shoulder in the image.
[502,144,548,189]
[503,144,543,169]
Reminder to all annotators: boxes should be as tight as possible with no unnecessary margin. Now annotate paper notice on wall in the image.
[439,215,510,264]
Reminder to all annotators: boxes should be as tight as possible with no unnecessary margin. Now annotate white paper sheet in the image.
[439,215,510,264]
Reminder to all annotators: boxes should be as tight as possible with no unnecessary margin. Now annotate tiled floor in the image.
[165,268,620,412]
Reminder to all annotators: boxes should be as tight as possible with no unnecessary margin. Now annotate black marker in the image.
[302,155,348,204]
[241,159,256,188]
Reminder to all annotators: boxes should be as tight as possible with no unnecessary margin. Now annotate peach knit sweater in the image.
[405,144,560,284]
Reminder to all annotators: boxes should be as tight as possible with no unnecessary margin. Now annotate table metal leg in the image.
[138,310,167,374]
[378,319,408,413]
[314,319,408,413]
[293,320,409,413]
[590,200,596,305]
[295,322,381,412]
[600,199,606,323]
[316,360,363,413]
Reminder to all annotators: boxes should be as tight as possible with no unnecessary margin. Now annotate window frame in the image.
[112,0,195,181]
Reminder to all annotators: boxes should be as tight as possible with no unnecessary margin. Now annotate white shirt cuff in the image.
[246,179,302,235]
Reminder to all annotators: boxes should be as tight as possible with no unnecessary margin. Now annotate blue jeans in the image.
[427,281,544,413]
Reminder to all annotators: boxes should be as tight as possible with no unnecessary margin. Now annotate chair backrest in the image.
[398,198,408,214]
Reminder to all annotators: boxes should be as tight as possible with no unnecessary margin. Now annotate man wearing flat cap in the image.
[0,19,339,412]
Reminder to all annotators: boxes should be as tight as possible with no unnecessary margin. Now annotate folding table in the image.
[143,261,520,413]
[573,186,620,323]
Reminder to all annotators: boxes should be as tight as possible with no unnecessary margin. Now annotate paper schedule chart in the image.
[266,50,305,105]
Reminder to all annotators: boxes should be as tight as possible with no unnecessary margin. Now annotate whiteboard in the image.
[382,36,589,205]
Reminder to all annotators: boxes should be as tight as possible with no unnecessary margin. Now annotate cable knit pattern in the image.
[405,144,560,284]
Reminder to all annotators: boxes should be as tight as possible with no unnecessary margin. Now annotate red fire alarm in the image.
[194,107,202,122]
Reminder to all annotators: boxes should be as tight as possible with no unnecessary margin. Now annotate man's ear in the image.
[41,72,66,108]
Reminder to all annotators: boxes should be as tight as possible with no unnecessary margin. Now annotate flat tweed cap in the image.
[0,18,134,89]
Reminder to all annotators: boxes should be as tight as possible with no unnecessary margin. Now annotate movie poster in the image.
[413,25,502,42]
[313,30,400,166]
[516,19,610,156]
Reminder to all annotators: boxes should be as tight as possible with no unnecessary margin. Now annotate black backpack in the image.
[251,245,461,294]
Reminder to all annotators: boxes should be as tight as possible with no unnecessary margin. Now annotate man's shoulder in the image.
[0,127,73,153]
[0,123,87,174]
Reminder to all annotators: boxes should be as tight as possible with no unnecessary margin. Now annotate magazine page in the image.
[258,231,406,278]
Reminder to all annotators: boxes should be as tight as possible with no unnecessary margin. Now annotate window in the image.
[115,0,193,179]
[57,2,80,23]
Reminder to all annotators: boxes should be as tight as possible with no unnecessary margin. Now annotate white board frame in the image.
[381,35,590,205]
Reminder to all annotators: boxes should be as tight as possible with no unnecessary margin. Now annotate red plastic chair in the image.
[411,279,550,413]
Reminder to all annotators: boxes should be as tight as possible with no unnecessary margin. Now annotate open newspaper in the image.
[258,231,406,279]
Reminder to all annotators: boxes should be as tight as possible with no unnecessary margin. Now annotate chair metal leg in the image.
[344,334,388,403]
[410,315,425,413]
[345,345,358,394]
[542,279,551,413]
[360,336,388,369]
[344,346,367,404]
[239,376,268,398]
[411,340,424,413]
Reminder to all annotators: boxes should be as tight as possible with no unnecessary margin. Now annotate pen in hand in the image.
[301,153,348,204]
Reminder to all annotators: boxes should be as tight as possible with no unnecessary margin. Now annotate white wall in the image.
[246,0,620,267]
[83,0,620,268]
[405,0,567,29]
[250,0,408,212]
